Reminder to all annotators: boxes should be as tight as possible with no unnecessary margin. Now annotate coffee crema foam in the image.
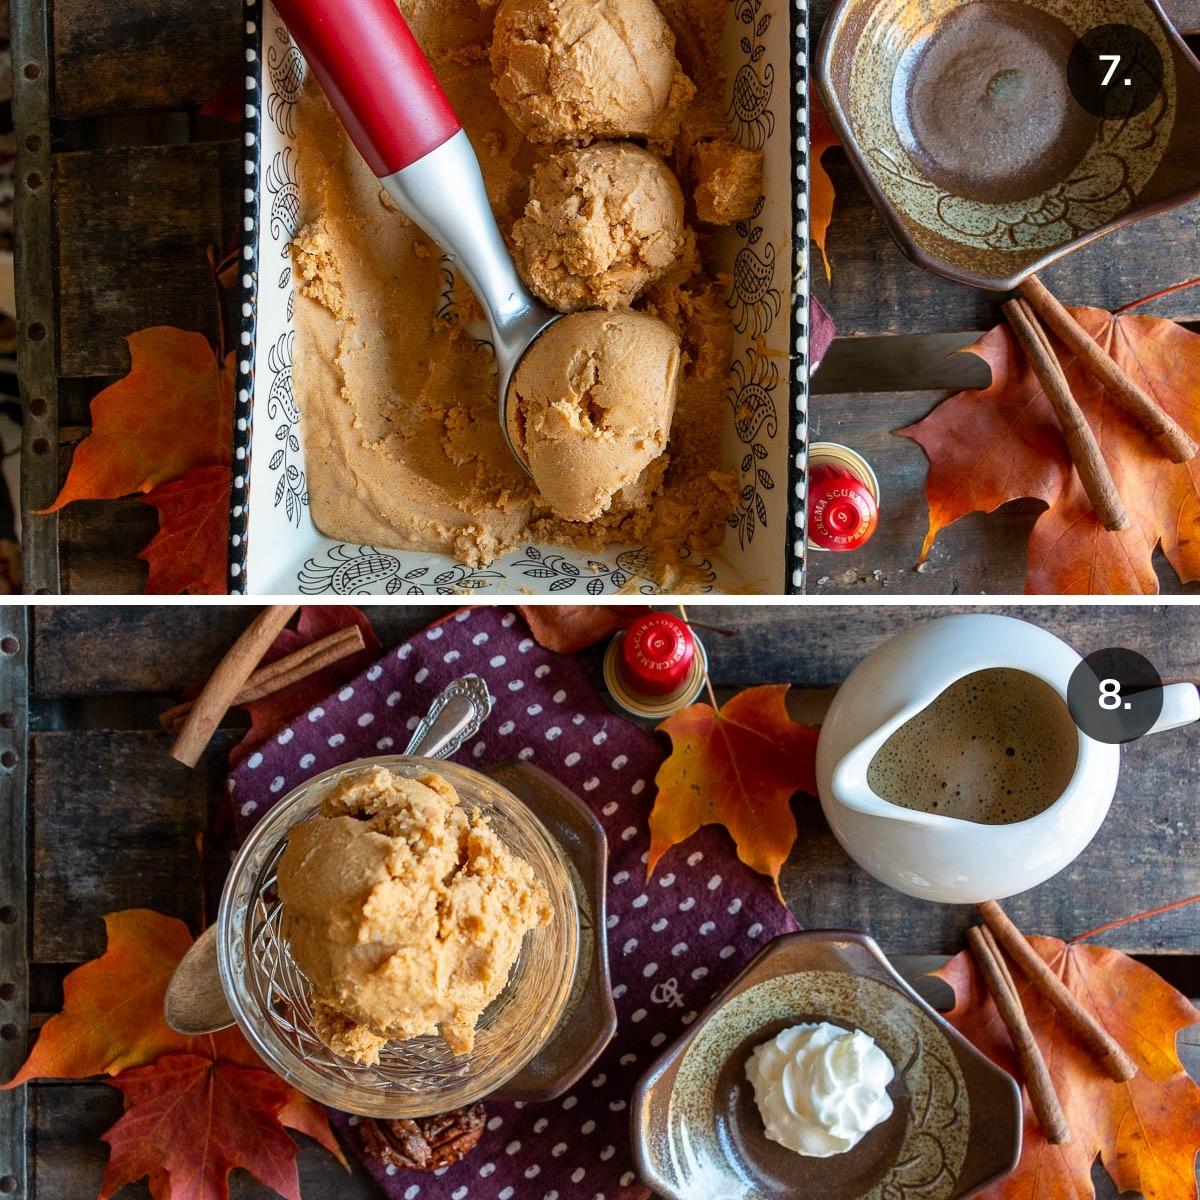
[866,668,1078,825]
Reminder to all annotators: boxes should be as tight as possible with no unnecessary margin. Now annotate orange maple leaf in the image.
[647,684,818,894]
[933,935,1200,1199]
[99,1054,308,1200]
[43,327,233,511]
[2,910,202,1085]
[140,466,232,595]
[898,305,1200,594]
[2,909,347,1197]
[809,87,840,281]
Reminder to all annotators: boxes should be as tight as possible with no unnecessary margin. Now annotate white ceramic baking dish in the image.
[231,0,812,595]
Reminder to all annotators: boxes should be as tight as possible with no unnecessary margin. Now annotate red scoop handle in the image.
[273,0,462,177]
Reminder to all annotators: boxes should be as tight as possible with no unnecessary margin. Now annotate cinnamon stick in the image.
[967,924,1071,1144]
[170,605,298,767]
[159,625,365,732]
[1018,274,1198,464]
[1003,298,1128,532]
[978,900,1137,1082]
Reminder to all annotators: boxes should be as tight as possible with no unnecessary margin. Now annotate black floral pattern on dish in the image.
[267,27,306,139]
[728,197,781,338]
[508,546,660,595]
[725,346,778,548]
[264,147,300,292]
[297,544,503,595]
[265,332,308,526]
[727,0,775,150]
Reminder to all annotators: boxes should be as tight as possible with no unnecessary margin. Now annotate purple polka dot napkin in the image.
[229,607,797,1200]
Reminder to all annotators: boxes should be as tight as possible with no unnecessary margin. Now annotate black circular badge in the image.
[1068,25,1164,121]
[1067,647,1163,744]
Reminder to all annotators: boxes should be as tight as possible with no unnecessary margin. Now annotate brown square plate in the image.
[631,931,1021,1200]
[817,0,1200,291]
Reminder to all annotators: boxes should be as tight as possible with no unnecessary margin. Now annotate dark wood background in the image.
[0,603,1196,1196]
[12,0,1200,594]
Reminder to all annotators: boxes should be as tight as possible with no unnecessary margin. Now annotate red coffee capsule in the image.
[604,613,708,721]
[806,443,880,553]
[621,613,694,696]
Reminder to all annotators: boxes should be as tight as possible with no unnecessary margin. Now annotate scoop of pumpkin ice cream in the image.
[276,766,552,1065]
[490,0,695,144]
[512,143,688,312]
[507,310,680,522]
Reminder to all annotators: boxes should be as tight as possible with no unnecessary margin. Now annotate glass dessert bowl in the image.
[217,756,580,1117]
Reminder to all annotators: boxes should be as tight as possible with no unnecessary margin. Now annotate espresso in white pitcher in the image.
[866,668,1078,825]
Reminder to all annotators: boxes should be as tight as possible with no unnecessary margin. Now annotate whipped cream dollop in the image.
[745,1021,895,1157]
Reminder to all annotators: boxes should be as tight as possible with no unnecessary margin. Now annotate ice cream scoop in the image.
[490,0,694,144]
[512,143,688,312]
[507,310,681,522]
[272,0,681,516]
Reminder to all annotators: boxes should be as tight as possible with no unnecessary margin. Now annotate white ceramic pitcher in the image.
[816,613,1199,903]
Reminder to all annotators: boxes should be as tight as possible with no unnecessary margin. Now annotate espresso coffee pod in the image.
[807,442,880,552]
[604,612,708,722]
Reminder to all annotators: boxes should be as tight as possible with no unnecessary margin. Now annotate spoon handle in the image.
[405,675,495,759]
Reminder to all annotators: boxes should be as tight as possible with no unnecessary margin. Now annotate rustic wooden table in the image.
[0,603,1196,1195]
[12,0,1200,594]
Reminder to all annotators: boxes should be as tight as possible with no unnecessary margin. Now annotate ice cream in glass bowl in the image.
[217,757,579,1117]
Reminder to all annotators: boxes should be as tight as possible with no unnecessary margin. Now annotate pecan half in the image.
[358,1102,487,1171]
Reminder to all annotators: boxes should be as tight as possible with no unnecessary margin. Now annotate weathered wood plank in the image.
[32,1084,379,1199]
[805,389,1199,595]
[33,602,1200,694]
[51,0,243,119]
[699,604,1200,687]
[30,731,234,962]
[53,142,241,378]
[57,498,156,596]
[31,606,447,697]
[812,333,987,396]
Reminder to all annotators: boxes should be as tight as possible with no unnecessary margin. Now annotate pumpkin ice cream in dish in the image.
[288,0,763,585]
[512,143,689,312]
[507,309,681,522]
[276,765,553,1066]
[490,0,695,144]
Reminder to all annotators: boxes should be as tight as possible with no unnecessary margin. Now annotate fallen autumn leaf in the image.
[934,934,1200,1199]
[648,684,818,895]
[898,304,1200,593]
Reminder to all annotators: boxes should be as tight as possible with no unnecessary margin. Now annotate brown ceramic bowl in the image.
[631,931,1021,1200]
[817,0,1200,290]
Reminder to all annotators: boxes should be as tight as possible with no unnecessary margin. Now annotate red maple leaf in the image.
[99,1054,308,1200]
[140,466,231,595]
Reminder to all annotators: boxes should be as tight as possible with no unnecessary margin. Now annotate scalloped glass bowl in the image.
[217,756,580,1117]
